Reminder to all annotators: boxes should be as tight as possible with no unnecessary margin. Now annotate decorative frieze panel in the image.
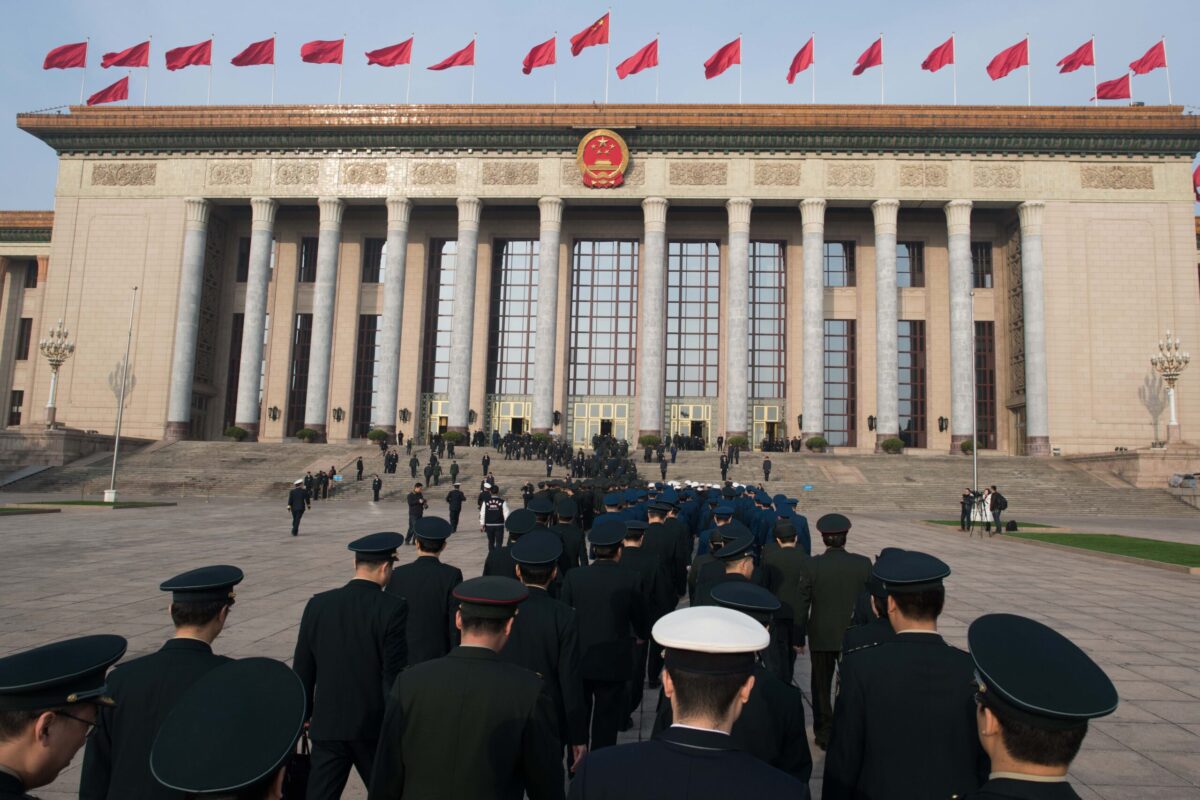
[669,161,728,186]
[411,161,458,186]
[753,161,802,186]
[826,162,875,188]
[973,163,1021,189]
[341,161,388,185]
[91,162,157,186]
[898,163,949,188]
[482,161,539,186]
[206,161,252,186]
[1079,164,1154,190]
[273,161,319,187]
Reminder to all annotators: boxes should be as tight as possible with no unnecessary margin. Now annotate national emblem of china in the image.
[577,129,630,188]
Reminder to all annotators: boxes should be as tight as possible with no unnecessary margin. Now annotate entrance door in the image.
[436,416,448,435]
[510,417,525,435]
[600,419,614,437]
[765,421,780,442]
[690,421,706,439]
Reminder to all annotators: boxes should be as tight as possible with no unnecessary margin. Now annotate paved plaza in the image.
[1,491,1198,799]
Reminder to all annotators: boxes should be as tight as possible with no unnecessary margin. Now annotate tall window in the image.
[224,313,244,431]
[286,314,313,436]
[569,240,638,396]
[235,237,251,283]
[361,238,386,284]
[666,241,720,397]
[15,318,32,360]
[421,241,457,394]
[297,237,318,283]
[824,320,856,447]
[898,320,927,448]
[352,315,382,437]
[897,242,925,288]
[972,242,993,289]
[7,390,22,427]
[976,321,997,449]
[23,261,37,289]
[487,240,539,395]
[749,241,786,399]
[824,242,856,287]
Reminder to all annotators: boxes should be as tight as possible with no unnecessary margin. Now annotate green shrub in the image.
[367,428,390,442]
[531,432,552,444]
[442,431,465,444]
[805,435,828,452]
[223,425,248,441]
[638,434,662,448]
[726,435,749,448]
[880,437,905,454]
[296,428,319,442]
[960,438,975,454]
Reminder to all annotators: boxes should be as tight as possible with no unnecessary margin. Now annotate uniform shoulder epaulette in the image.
[842,639,886,656]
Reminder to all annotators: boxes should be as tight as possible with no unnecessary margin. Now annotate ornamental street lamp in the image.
[1150,330,1190,444]
[39,319,75,428]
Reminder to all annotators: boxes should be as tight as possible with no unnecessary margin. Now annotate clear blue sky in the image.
[2,0,1197,209]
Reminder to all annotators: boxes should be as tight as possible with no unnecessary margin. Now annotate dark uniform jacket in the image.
[840,616,896,656]
[287,486,308,511]
[550,522,588,573]
[642,522,688,596]
[822,633,989,800]
[0,772,31,800]
[968,778,1082,799]
[794,547,872,651]
[368,646,564,800]
[293,579,408,741]
[560,560,649,682]
[500,586,588,746]
[617,546,676,621]
[567,725,809,799]
[385,555,463,664]
[79,639,229,799]
[484,545,519,580]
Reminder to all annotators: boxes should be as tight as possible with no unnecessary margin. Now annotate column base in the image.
[1025,436,1051,457]
[950,434,971,454]
[375,425,396,435]
[233,421,259,442]
[446,425,469,435]
[637,429,662,441]
[304,423,327,444]
[725,430,747,439]
[1167,424,1182,444]
[532,427,552,435]
[163,422,190,442]
[875,432,901,453]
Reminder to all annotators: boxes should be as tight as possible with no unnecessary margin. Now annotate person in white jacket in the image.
[479,483,511,552]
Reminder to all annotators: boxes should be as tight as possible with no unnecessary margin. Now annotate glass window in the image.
[235,237,251,283]
[487,240,539,396]
[297,237,318,283]
[352,315,382,437]
[421,241,457,394]
[976,321,997,449]
[286,314,313,436]
[223,313,244,431]
[570,240,638,396]
[7,390,23,427]
[972,242,993,289]
[15,318,32,361]
[824,320,856,446]
[361,238,386,284]
[667,241,719,397]
[824,241,856,287]
[749,241,786,399]
[898,320,927,448]
[23,261,38,289]
[897,242,925,288]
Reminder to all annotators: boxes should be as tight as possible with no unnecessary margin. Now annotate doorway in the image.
[510,417,526,435]
[600,419,614,437]
[765,421,781,441]
[690,421,706,439]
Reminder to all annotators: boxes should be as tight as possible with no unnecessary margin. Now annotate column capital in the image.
[317,197,345,229]
[642,196,669,231]
[250,197,278,230]
[943,200,973,236]
[726,197,753,233]
[538,196,565,231]
[183,197,211,229]
[457,196,483,230]
[386,196,413,231]
[871,199,901,235]
[1017,201,1044,235]
[799,198,826,232]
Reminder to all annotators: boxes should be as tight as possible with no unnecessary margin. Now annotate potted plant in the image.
[960,438,975,454]
[638,434,661,462]
[726,435,749,449]
[442,430,465,445]
[223,425,248,442]
[296,427,319,443]
[367,428,390,443]
[880,436,905,454]
[805,435,828,453]
[531,432,552,445]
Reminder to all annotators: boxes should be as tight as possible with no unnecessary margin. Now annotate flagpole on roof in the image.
[208,35,214,105]
[406,33,414,105]
[470,33,477,103]
[553,32,558,104]
[738,34,743,105]
[952,33,958,106]
[144,35,151,105]
[604,9,611,104]
[1162,36,1172,104]
[654,34,660,103]
[811,33,815,104]
[271,33,277,104]
[338,34,345,103]
[1091,35,1097,107]
[1026,34,1032,106]
[879,33,884,104]
[80,37,89,105]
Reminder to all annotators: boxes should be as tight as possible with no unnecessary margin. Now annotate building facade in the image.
[9,104,1200,454]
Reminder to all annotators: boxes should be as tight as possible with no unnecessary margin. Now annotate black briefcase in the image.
[281,730,311,799]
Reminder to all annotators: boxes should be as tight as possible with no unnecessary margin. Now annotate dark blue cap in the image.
[713,504,734,518]
[817,513,851,535]
[554,497,578,518]
[647,501,673,514]
[348,532,404,556]
[714,532,756,560]
[603,492,623,507]
[511,530,563,566]
[588,520,627,547]
[0,635,127,712]
[527,496,555,515]
[454,576,528,618]
[625,520,649,534]
[504,509,537,537]
[772,493,789,506]
[160,565,244,603]
[710,582,781,619]
[873,550,950,592]
[414,517,452,541]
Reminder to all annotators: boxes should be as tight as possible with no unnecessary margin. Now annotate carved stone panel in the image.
[341,161,388,186]
[973,164,1021,189]
[753,161,803,186]
[560,159,645,187]
[1079,165,1154,190]
[91,162,157,186]
[898,163,949,188]
[482,161,539,186]
[273,161,319,187]
[206,161,252,186]
[668,161,728,186]
[826,162,875,188]
[411,161,458,186]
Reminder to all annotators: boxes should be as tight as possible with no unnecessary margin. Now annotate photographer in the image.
[959,488,978,532]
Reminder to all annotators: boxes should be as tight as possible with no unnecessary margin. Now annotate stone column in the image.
[724,198,752,439]
[945,200,975,453]
[800,198,826,440]
[446,197,482,434]
[372,196,412,434]
[0,259,25,423]
[232,197,277,441]
[1018,201,1051,456]
[872,199,901,449]
[531,197,564,434]
[302,196,345,439]
[637,197,669,439]
[164,198,212,441]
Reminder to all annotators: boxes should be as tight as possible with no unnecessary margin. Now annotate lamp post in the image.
[39,320,75,428]
[1151,330,1190,444]
[105,287,138,504]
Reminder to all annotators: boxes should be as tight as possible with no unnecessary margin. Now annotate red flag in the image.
[921,36,954,72]
[366,39,412,67]
[986,38,1028,80]
[1092,73,1131,101]
[522,36,556,74]
[428,40,475,71]
[231,38,275,67]
[786,37,814,84]
[1193,164,1199,202]
[1129,40,1167,75]
[616,39,658,79]
[101,40,149,69]
[570,12,610,56]
[852,37,882,76]
[165,40,212,71]
[87,76,129,106]
[1056,39,1094,73]
[43,41,87,70]
[301,39,344,65]
[704,37,740,79]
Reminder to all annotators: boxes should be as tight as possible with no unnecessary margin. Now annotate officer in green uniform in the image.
[385,517,463,664]
[968,614,1118,800]
[80,565,243,799]
[0,636,126,800]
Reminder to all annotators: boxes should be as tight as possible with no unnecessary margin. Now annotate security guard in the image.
[293,532,408,800]
[80,565,242,799]
[568,606,808,799]
[0,636,127,800]
[368,577,564,800]
[480,484,510,552]
[968,614,1118,799]
[287,479,308,536]
[484,507,537,580]
[823,550,988,799]
[385,517,463,663]
[149,658,305,799]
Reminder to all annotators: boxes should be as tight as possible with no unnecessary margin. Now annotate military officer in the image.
[287,479,308,536]
[693,532,760,607]
[761,518,808,672]
[445,482,467,531]
[618,520,675,698]
[643,502,687,598]
[823,550,988,799]
[149,658,305,799]
[293,532,408,800]
[484,507,537,580]
[371,473,383,502]
[550,497,588,573]
[794,513,872,749]
[368,577,564,800]
[0,636,126,800]
[967,614,1118,800]
[80,566,242,799]
[567,606,808,799]
[385,517,463,663]
[501,531,589,766]
[842,550,901,655]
